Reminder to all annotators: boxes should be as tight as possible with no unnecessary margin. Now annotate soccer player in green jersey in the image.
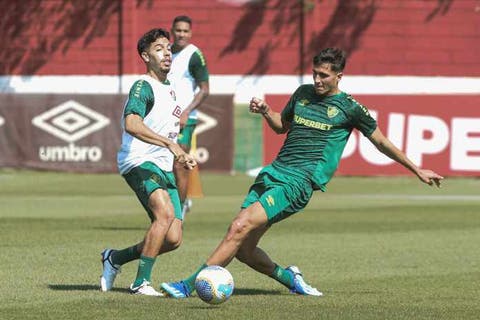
[100,28,196,296]
[160,47,444,298]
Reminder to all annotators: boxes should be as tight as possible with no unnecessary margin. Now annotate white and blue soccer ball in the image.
[195,266,234,305]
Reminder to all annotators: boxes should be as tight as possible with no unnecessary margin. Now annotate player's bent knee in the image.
[227,216,253,241]
[151,212,175,229]
[166,233,183,250]
[161,238,182,253]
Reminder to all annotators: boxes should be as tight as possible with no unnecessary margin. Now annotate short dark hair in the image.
[172,15,192,27]
[313,48,346,72]
[137,28,170,56]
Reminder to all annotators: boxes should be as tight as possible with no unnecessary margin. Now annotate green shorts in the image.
[177,118,197,148]
[241,164,313,225]
[123,161,183,221]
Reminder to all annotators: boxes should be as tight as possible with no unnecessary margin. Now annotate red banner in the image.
[264,95,480,177]
[0,94,233,173]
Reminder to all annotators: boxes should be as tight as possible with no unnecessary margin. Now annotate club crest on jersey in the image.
[172,106,182,118]
[327,106,339,118]
[298,99,309,106]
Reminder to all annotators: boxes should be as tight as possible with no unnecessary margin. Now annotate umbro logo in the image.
[32,100,110,142]
[195,111,217,135]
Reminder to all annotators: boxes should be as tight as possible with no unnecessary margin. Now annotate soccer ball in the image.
[195,266,234,305]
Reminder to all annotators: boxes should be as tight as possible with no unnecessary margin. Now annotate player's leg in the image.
[235,170,322,296]
[128,187,174,296]
[173,152,189,212]
[206,202,269,266]
[158,186,184,254]
[160,202,269,297]
[235,226,322,296]
[174,121,195,215]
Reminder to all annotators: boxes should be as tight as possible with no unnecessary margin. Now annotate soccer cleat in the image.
[100,249,121,292]
[160,280,192,298]
[130,280,164,296]
[286,265,323,296]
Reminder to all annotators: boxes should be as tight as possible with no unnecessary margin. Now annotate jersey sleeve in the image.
[281,86,302,123]
[123,80,154,118]
[348,97,377,137]
[188,49,209,83]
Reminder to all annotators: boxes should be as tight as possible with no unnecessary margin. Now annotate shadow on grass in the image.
[48,284,130,293]
[92,226,146,231]
[186,288,283,309]
[233,287,282,295]
[47,285,282,296]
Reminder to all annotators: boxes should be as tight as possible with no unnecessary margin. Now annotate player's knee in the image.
[227,216,252,240]
[166,231,183,250]
[151,210,175,229]
[163,238,182,253]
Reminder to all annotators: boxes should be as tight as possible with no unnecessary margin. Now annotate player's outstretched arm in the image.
[368,127,444,187]
[249,97,289,134]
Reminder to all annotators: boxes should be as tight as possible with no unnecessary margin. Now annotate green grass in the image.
[1,170,479,319]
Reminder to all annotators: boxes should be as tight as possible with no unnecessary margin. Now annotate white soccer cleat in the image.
[286,265,323,296]
[100,249,121,292]
[130,280,164,296]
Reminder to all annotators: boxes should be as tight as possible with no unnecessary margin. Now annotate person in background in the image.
[168,15,210,217]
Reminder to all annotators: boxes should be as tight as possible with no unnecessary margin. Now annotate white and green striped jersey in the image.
[117,75,182,174]
[168,44,209,120]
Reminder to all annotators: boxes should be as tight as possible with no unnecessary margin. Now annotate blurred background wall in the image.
[0,0,479,175]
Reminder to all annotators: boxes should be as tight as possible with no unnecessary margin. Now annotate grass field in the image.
[1,170,479,320]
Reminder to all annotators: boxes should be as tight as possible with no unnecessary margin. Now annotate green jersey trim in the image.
[124,80,154,118]
[189,50,209,82]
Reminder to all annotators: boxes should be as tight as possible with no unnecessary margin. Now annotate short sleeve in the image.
[124,80,154,118]
[188,50,209,83]
[281,86,302,123]
[349,97,377,137]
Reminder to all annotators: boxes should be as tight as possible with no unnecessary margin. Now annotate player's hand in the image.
[249,97,269,115]
[417,169,444,188]
[176,153,197,170]
[169,143,195,169]
[179,111,189,128]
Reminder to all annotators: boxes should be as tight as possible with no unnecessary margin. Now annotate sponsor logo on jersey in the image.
[168,132,178,140]
[149,173,161,184]
[327,106,339,118]
[32,100,110,162]
[266,195,275,206]
[294,114,333,130]
[172,106,182,117]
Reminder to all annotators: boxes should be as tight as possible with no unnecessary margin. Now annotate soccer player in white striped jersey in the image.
[100,28,196,296]
[168,15,210,216]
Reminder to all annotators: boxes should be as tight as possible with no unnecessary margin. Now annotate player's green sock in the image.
[111,245,140,266]
[269,264,294,288]
[183,263,208,292]
[132,255,156,287]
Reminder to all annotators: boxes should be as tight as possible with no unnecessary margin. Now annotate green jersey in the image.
[273,84,377,191]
